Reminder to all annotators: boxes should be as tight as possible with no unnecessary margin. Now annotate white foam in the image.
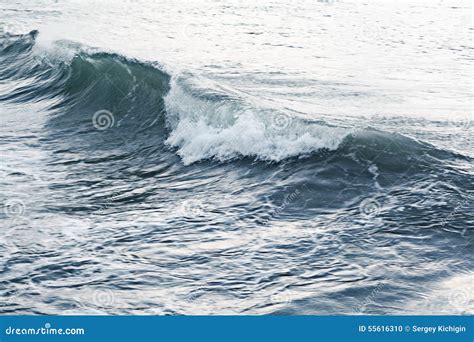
[164,75,350,165]
[31,30,100,66]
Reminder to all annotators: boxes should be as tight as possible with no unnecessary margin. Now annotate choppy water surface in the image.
[0,0,473,314]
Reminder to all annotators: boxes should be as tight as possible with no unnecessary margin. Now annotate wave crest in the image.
[2,31,463,167]
[164,75,350,164]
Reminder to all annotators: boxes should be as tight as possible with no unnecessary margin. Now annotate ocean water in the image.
[0,0,472,315]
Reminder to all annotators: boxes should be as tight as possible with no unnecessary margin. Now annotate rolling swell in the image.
[1,31,469,170]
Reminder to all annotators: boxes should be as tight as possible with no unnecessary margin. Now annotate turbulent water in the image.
[0,0,473,315]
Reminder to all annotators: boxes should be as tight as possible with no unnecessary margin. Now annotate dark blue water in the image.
[0,19,472,315]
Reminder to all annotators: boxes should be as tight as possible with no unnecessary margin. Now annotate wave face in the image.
[0,31,472,316]
[0,32,468,167]
[1,32,350,165]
